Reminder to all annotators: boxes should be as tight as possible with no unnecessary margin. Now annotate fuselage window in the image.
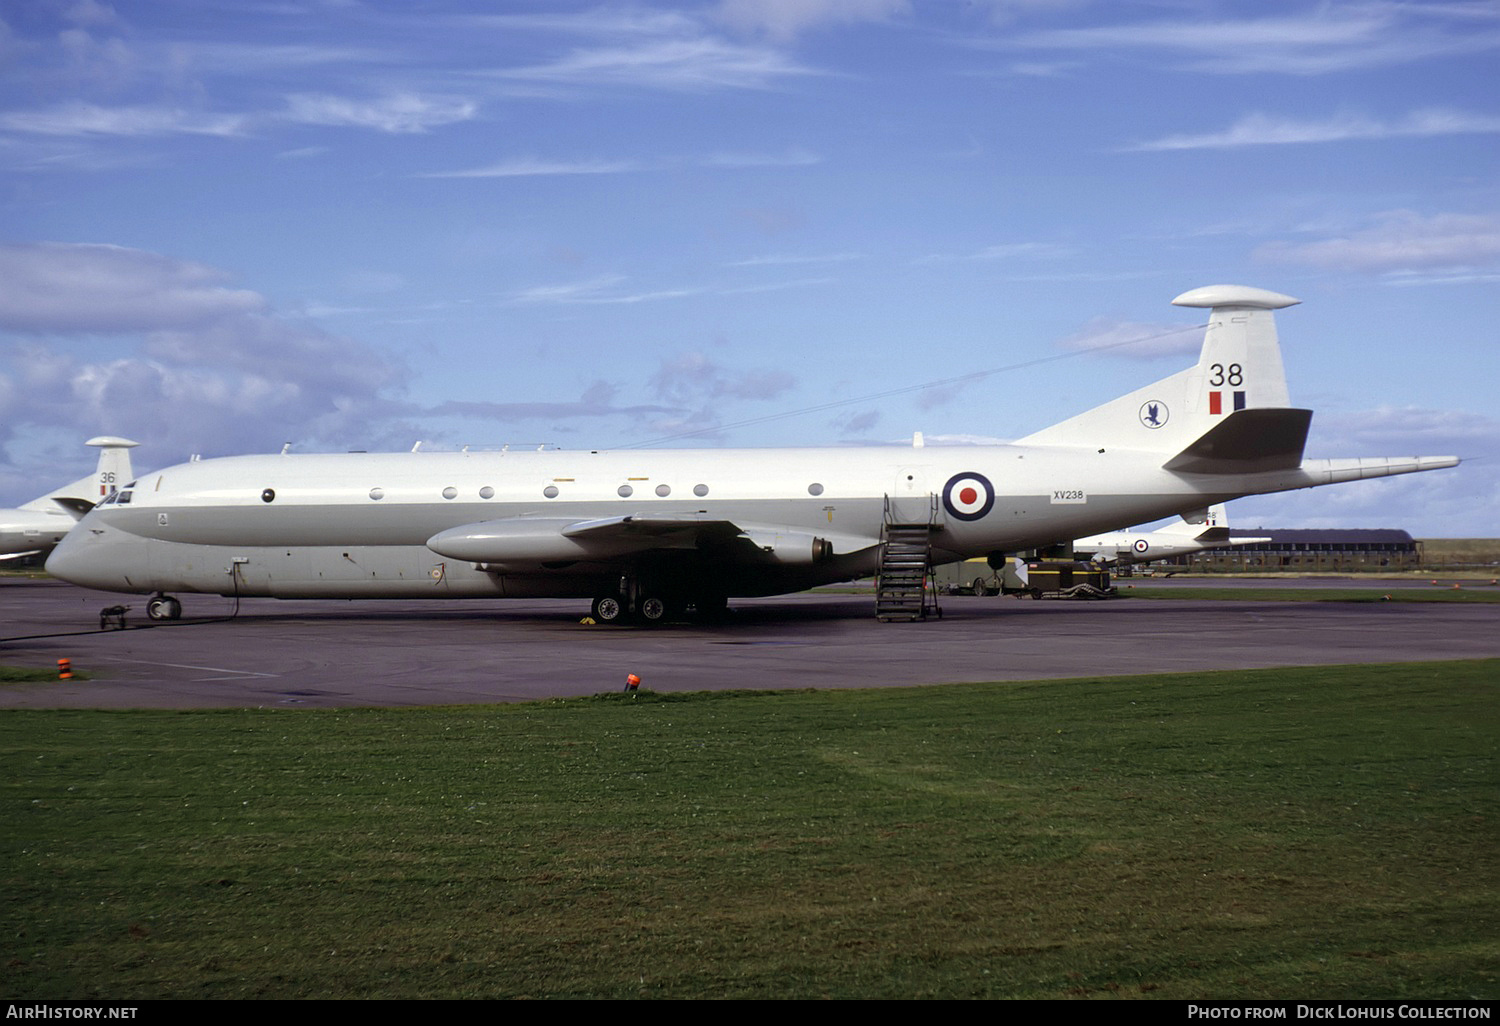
[808,483,824,496]
[693,483,709,497]
[543,485,559,499]
[369,487,385,501]
[655,484,671,497]
[617,484,633,498]
[479,486,495,499]
[261,488,276,503]
[442,486,457,500]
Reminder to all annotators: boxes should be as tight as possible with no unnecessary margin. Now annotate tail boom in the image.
[1294,456,1461,486]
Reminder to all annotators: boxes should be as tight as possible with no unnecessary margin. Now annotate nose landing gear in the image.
[145,594,182,621]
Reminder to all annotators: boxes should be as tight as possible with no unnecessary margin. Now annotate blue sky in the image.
[2,0,1496,536]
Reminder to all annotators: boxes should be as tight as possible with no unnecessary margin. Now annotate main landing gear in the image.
[590,581,725,626]
[590,591,673,626]
[145,594,182,621]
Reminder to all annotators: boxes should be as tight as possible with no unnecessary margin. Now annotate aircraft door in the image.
[890,466,933,523]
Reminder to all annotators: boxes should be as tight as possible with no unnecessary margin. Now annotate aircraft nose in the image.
[46,524,135,592]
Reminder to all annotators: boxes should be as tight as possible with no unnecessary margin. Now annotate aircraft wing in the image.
[427,514,879,571]
[0,549,43,562]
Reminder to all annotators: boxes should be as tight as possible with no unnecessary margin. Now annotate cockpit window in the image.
[116,490,133,505]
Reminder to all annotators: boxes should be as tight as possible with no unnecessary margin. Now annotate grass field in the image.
[3,661,1496,1000]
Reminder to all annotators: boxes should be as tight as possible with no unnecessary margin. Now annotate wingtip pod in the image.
[1172,285,1300,311]
[85,436,141,449]
[1299,455,1461,485]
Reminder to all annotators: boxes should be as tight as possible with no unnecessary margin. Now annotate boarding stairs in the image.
[876,495,942,622]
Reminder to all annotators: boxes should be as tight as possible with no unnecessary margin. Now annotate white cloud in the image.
[1315,406,1499,456]
[282,93,478,134]
[1255,211,1500,275]
[506,275,631,304]
[422,157,644,179]
[1006,4,1500,75]
[914,241,1074,264]
[716,0,911,41]
[1056,317,1204,359]
[493,37,821,91]
[0,242,264,333]
[0,102,247,138]
[650,351,795,406]
[429,382,675,424]
[0,243,407,461]
[1129,108,1500,151]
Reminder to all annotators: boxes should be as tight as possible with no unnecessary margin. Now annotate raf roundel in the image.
[1133,538,1150,554]
[942,472,995,522]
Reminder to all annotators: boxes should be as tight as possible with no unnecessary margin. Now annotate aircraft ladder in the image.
[876,496,941,622]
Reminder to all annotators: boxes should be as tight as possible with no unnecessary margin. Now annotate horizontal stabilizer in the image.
[1163,408,1312,474]
[48,497,96,518]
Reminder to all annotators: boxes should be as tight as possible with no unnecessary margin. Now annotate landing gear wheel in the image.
[146,595,182,621]
[970,577,990,597]
[637,595,668,625]
[591,595,627,624]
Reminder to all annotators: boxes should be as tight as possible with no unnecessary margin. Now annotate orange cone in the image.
[57,658,72,681]
[624,673,641,692]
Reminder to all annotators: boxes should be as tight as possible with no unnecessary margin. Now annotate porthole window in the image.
[442,486,458,500]
[369,487,385,501]
[693,483,709,497]
[479,486,494,500]
[261,488,276,503]
[617,484,634,498]
[807,483,824,496]
[655,484,671,497]
[543,485,559,499]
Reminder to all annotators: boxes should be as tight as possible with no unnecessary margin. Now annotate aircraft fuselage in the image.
[48,443,1278,600]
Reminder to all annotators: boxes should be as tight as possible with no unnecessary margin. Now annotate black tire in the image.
[637,595,668,625]
[592,595,626,624]
[970,577,990,597]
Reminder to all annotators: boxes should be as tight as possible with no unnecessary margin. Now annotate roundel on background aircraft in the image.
[942,472,995,521]
[1133,538,1150,554]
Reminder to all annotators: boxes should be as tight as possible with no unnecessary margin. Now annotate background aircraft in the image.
[46,286,1458,623]
[1073,504,1271,565]
[0,437,137,563]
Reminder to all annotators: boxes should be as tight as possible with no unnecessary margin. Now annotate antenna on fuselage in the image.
[279,443,291,455]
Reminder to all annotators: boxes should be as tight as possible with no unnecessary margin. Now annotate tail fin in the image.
[21,436,139,518]
[1017,285,1308,467]
[1157,503,1230,541]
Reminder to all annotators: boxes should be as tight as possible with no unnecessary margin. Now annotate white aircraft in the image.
[46,286,1458,623]
[1,437,138,563]
[1072,504,1271,565]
